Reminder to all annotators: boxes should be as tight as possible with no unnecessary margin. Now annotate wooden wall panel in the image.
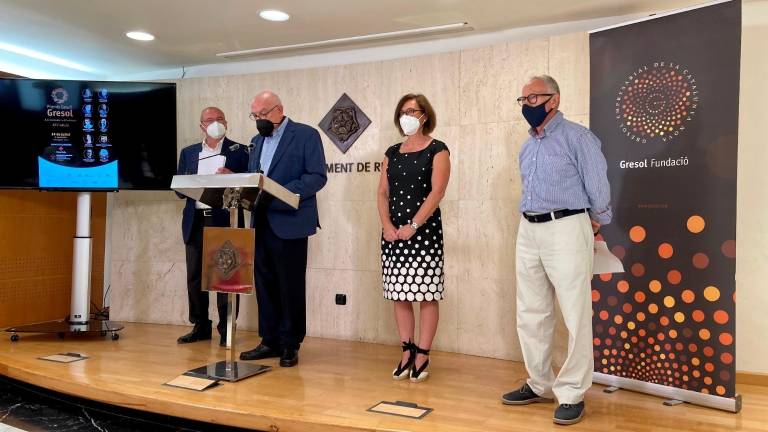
[0,190,106,328]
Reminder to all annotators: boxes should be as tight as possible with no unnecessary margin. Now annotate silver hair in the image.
[530,75,560,94]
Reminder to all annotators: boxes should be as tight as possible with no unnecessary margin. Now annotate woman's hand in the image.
[383,225,399,242]
[396,225,416,241]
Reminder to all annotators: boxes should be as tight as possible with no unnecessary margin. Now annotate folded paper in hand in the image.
[593,241,624,274]
[197,154,226,175]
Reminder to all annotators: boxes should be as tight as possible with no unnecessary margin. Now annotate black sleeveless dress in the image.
[381,139,449,302]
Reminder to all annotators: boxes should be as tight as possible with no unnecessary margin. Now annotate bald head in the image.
[250,90,285,124]
[252,91,282,108]
[198,107,228,145]
[200,106,225,123]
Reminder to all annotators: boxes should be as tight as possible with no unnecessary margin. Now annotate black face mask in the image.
[256,119,275,136]
[521,98,553,129]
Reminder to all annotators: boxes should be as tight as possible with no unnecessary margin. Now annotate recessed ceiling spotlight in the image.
[259,9,290,22]
[126,31,155,41]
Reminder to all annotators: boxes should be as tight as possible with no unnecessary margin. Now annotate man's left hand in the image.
[591,219,601,235]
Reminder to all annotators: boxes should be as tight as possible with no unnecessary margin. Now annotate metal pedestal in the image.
[185,198,270,382]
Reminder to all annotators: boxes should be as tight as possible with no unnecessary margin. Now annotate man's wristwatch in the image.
[410,221,420,230]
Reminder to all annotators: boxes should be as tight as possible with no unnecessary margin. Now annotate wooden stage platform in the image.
[0,323,765,431]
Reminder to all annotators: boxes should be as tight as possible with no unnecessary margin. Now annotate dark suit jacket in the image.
[248,118,327,240]
[177,137,250,244]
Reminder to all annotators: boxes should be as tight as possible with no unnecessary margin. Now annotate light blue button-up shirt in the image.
[519,111,613,225]
[260,117,289,174]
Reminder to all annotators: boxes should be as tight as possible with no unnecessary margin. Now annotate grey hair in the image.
[530,75,560,94]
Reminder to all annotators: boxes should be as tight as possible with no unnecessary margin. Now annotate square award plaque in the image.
[202,227,255,295]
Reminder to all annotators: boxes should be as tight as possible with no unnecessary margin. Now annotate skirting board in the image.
[736,371,768,387]
[593,372,741,413]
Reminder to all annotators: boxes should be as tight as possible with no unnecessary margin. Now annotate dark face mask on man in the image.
[521,96,554,129]
[256,118,278,136]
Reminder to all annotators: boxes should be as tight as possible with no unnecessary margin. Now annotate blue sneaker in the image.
[553,402,585,425]
[501,383,554,405]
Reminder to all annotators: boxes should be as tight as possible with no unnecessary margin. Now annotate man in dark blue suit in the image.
[238,91,327,367]
[176,107,249,346]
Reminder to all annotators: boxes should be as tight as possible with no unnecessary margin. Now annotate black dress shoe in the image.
[239,344,281,360]
[280,348,299,367]
[217,327,229,347]
[177,326,212,344]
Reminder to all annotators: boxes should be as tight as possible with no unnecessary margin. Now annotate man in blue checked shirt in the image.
[501,75,612,426]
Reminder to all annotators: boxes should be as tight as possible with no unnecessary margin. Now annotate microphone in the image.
[249,137,264,174]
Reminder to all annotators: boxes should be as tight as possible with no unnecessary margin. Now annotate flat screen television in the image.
[0,78,176,190]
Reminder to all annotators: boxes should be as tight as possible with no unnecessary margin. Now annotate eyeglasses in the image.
[249,104,278,121]
[201,117,225,126]
[399,108,423,117]
[516,93,554,106]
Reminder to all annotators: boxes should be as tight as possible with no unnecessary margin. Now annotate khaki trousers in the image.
[515,212,594,404]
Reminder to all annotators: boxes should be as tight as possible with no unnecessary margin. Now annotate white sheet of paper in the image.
[593,240,625,274]
[197,154,226,175]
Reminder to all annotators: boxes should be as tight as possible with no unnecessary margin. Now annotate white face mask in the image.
[399,114,423,136]
[205,121,226,140]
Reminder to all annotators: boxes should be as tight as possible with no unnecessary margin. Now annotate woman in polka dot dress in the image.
[377,93,450,383]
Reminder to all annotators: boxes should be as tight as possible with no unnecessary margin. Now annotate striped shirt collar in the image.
[527,111,565,138]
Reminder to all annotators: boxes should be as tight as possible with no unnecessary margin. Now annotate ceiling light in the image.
[259,9,290,22]
[218,22,469,58]
[126,31,155,41]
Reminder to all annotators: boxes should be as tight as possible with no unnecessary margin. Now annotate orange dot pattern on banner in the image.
[687,215,705,234]
[721,240,736,258]
[630,226,646,242]
[619,67,696,140]
[692,253,709,269]
[592,214,735,396]
[658,243,674,259]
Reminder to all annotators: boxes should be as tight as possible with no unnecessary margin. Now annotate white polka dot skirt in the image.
[381,212,445,302]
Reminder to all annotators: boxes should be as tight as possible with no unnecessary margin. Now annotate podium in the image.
[171,172,298,382]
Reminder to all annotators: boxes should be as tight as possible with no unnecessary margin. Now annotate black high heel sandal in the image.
[410,345,430,382]
[392,340,416,380]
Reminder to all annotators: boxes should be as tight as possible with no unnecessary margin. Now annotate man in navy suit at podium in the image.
[238,91,327,367]
[176,107,249,346]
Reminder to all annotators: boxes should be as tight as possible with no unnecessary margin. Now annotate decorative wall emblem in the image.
[214,240,240,280]
[318,93,371,154]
